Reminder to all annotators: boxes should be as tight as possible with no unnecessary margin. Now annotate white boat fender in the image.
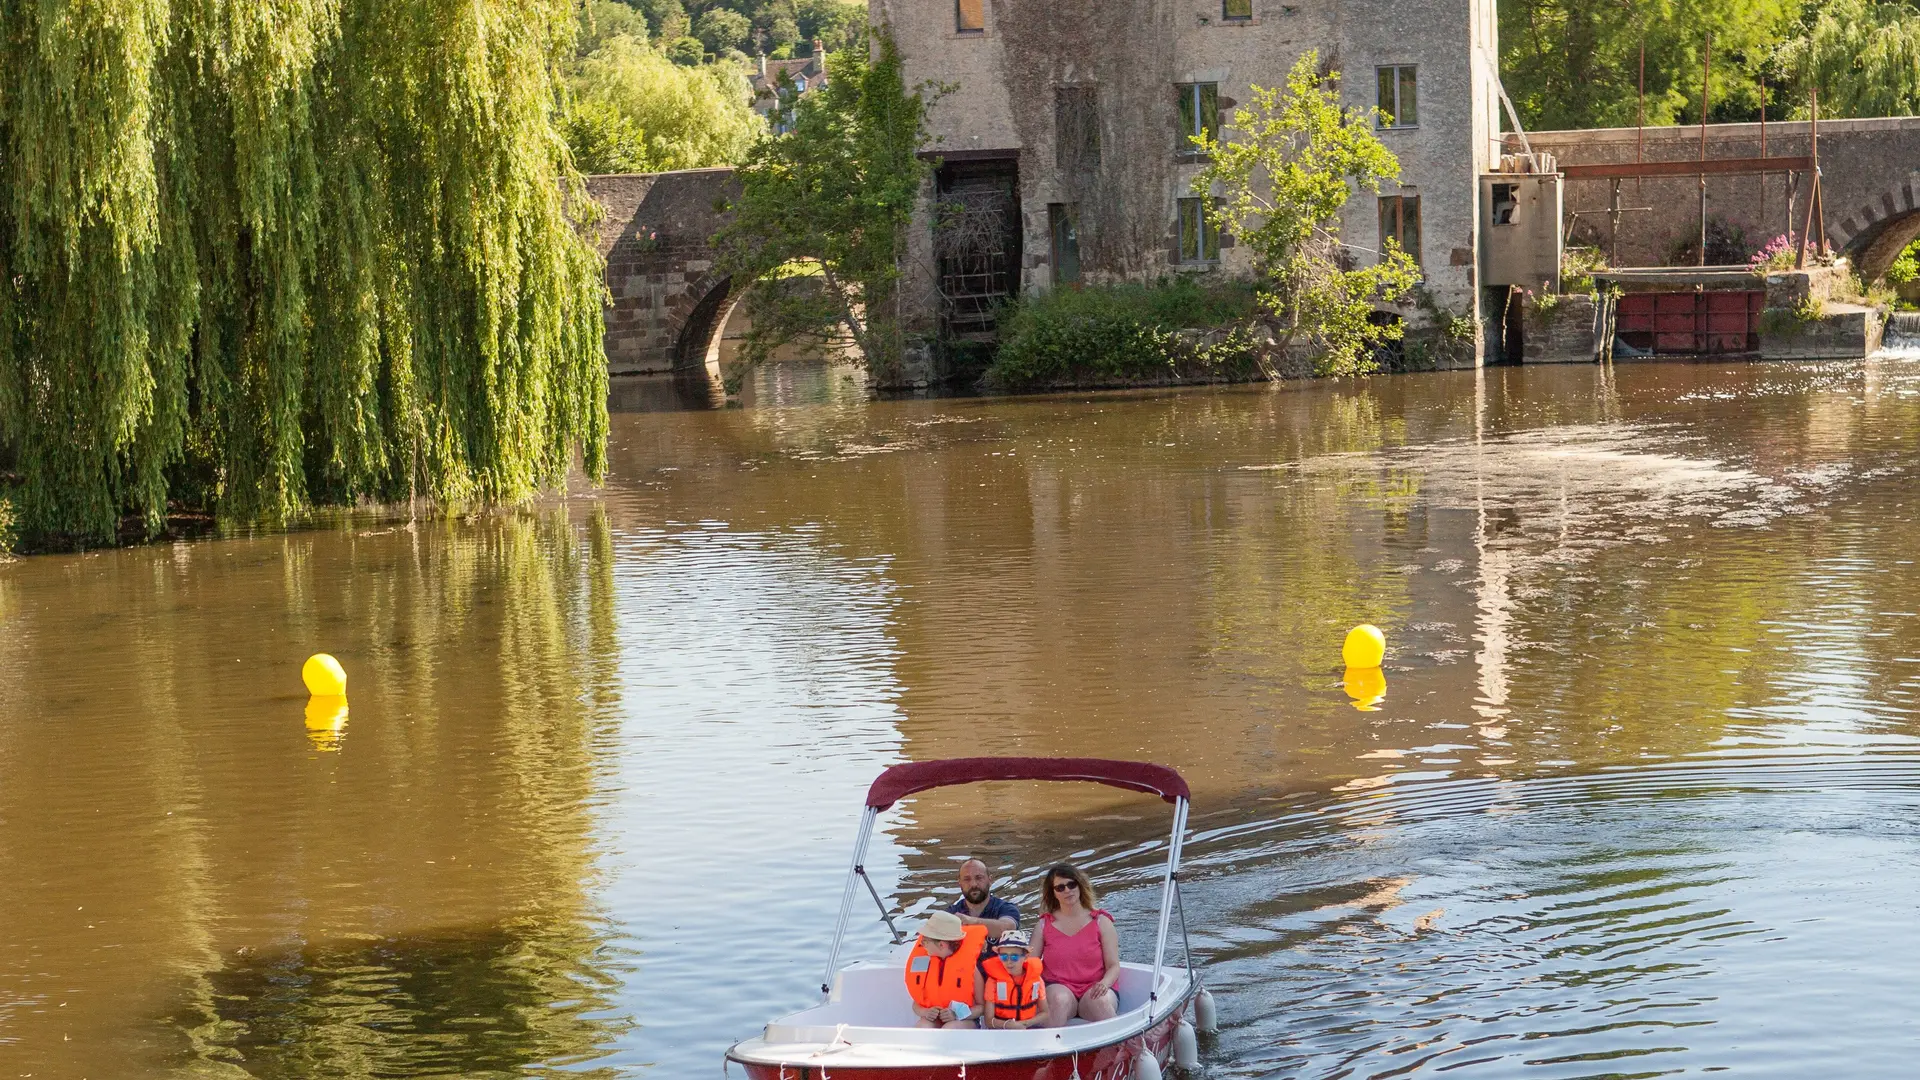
[1173,1020,1201,1072]
[1195,988,1219,1034]
[1134,1049,1165,1080]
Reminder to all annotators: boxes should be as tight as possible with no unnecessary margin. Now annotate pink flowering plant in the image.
[1749,233,1798,272]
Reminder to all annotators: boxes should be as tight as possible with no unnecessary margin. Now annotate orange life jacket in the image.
[982,954,1046,1022]
[904,924,988,1011]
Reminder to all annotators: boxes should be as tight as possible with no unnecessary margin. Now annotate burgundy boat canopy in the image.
[865,757,1190,810]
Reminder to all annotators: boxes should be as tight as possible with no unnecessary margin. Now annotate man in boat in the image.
[981,929,1050,1030]
[905,910,988,1028]
[946,857,1019,937]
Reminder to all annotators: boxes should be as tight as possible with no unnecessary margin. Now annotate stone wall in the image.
[586,170,740,375]
[1523,293,1597,363]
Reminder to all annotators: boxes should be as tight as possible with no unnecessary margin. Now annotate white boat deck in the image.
[728,955,1194,1068]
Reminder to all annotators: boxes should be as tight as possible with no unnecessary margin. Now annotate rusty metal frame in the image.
[1560,156,1813,180]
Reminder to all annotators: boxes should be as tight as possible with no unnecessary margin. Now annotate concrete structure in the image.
[875,0,1506,376]
[1517,118,1920,279]
[586,170,739,375]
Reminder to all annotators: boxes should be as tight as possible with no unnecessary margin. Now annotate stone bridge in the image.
[586,169,739,375]
[1516,117,1920,278]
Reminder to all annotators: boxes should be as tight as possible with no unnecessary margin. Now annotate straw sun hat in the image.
[918,910,967,942]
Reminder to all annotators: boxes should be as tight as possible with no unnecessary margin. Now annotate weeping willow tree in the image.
[1777,0,1920,118]
[0,0,609,549]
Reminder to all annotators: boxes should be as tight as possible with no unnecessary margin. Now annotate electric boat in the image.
[725,757,1217,1080]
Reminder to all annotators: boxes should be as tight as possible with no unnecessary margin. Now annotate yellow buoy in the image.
[302,653,348,697]
[1342,624,1386,669]
[1343,665,1387,711]
[304,695,349,751]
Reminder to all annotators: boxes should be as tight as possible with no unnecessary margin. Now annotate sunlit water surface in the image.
[5,354,1920,1078]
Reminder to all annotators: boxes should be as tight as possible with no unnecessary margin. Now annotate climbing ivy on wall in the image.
[0,0,609,548]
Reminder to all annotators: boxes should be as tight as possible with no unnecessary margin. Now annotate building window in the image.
[1178,197,1220,264]
[1050,203,1082,286]
[1490,182,1519,225]
[1376,65,1417,128]
[1056,86,1100,171]
[1223,0,1254,18]
[1378,194,1421,264]
[1176,82,1219,156]
[956,0,984,33]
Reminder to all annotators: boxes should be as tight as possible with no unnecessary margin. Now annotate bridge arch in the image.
[1834,180,1920,280]
[673,272,735,370]
[586,168,740,376]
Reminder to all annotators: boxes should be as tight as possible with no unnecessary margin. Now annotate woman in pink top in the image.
[1030,863,1120,1025]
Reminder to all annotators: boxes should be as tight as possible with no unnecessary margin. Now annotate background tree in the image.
[1193,52,1420,377]
[562,97,654,174]
[567,36,760,170]
[0,0,609,549]
[714,34,936,378]
[665,35,708,65]
[1500,0,1799,129]
[1775,0,1920,118]
[695,8,752,54]
[577,0,653,54]
[797,0,865,52]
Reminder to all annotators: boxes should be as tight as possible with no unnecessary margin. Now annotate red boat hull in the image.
[733,999,1189,1080]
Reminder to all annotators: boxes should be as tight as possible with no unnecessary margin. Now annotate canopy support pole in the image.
[1148,796,1190,1023]
[821,806,878,998]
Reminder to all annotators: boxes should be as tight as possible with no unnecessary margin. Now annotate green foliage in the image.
[797,0,866,52]
[1779,0,1920,120]
[635,0,693,41]
[0,0,609,549]
[1562,247,1607,294]
[695,9,752,53]
[665,35,707,65]
[562,96,653,173]
[578,1,652,55]
[714,33,934,377]
[1501,0,1800,130]
[988,279,1264,389]
[1887,239,1920,285]
[1192,52,1420,377]
[566,36,759,170]
[0,494,14,556]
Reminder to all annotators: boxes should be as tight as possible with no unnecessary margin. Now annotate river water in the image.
[5,356,1920,1078]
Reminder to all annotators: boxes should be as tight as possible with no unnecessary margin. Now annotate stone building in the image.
[871,0,1506,370]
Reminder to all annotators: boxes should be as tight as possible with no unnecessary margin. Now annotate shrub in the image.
[1562,246,1606,294]
[1667,215,1753,267]
[1886,239,1920,285]
[988,278,1263,389]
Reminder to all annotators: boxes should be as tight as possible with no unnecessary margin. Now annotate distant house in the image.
[749,41,829,134]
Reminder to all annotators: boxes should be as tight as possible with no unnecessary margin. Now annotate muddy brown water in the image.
[5,357,1920,1078]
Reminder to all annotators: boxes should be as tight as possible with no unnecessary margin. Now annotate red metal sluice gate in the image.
[1615,290,1763,355]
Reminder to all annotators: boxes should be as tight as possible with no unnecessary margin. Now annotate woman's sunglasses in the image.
[1051,881,1079,893]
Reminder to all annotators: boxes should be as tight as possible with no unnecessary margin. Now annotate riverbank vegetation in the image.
[0,0,609,552]
[988,280,1264,389]
[1502,0,1920,130]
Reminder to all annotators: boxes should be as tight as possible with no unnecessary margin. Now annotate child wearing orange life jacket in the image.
[981,929,1050,1030]
[904,911,988,1028]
